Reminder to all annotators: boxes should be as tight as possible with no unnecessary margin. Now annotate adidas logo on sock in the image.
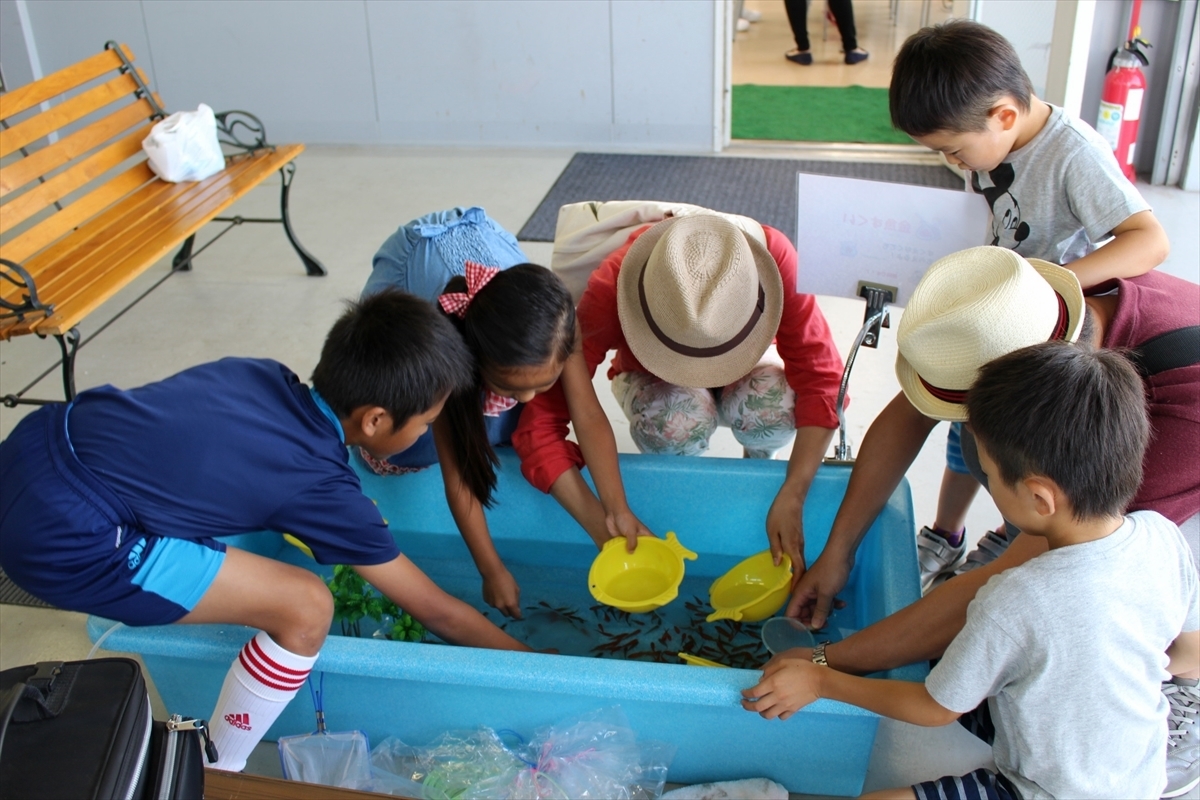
[224,712,252,731]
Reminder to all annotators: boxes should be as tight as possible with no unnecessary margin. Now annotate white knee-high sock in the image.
[208,631,318,772]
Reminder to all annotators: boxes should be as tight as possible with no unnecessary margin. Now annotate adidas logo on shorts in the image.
[224,712,251,731]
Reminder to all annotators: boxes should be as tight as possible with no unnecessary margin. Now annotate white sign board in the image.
[794,172,990,305]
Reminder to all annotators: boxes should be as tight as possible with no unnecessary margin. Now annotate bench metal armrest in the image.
[0,259,53,323]
[214,110,273,155]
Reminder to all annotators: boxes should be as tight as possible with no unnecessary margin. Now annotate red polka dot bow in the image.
[438,261,502,318]
[483,391,519,417]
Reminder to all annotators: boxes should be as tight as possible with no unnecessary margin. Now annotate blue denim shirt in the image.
[362,206,528,303]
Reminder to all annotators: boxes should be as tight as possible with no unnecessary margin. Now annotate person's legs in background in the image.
[717,363,797,458]
[782,0,814,64]
[612,372,718,456]
[826,0,869,63]
[784,0,868,65]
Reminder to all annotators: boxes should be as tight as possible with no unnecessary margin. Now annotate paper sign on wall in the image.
[794,172,990,304]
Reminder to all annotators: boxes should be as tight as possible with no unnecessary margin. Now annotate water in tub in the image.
[346,563,860,670]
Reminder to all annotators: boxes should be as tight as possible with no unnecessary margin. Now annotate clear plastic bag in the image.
[366,706,674,799]
[508,707,674,799]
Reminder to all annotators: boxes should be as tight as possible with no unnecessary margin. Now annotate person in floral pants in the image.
[514,215,844,577]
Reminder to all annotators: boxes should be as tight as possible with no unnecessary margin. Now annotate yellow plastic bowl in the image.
[588,531,697,613]
[706,551,793,623]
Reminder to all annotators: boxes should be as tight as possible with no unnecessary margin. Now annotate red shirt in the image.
[1096,271,1200,525]
[513,224,845,493]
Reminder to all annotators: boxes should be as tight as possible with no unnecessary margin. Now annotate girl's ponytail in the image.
[439,274,500,507]
[437,264,575,507]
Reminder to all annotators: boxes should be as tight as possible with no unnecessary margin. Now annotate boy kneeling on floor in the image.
[0,289,532,772]
[743,341,1200,799]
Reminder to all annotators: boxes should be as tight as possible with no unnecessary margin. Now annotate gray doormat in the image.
[0,569,56,609]
[517,152,963,244]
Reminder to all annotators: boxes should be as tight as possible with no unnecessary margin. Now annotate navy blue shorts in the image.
[0,405,225,625]
[945,421,971,475]
[913,704,1018,800]
[914,767,1019,800]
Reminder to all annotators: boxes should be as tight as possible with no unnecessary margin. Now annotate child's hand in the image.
[766,487,806,587]
[741,654,824,720]
[482,568,522,619]
[605,507,654,552]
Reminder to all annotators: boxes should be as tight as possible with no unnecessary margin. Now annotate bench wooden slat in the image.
[0,98,157,198]
[0,154,265,307]
[0,72,142,159]
[0,123,153,234]
[0,47,128,120]
[0,161,156,265]
[0,177,179,312]
[11,151,295,337]
[2,145,303,338]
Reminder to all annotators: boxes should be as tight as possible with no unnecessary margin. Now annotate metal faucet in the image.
[825,286,892,466]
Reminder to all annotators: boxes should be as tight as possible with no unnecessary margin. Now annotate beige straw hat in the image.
[617,216,784,389]
[896,246,1084,421]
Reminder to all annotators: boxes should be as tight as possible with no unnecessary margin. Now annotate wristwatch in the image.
[811,641,829,666]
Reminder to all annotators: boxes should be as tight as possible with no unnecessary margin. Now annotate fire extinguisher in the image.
[1097,2,1151,182]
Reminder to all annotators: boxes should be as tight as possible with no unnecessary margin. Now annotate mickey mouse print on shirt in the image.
[971,163,1031,250]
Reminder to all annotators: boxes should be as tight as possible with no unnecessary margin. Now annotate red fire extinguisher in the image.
[1097,2,1151,182]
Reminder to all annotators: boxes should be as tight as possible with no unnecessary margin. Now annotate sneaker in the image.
[785,49,813,66]
[1163,677,1200,798]
[917,526,966,594]
[844,49,869,65]
[741,8,762,22]
[736,17,751,32]
[957,527,1013,574]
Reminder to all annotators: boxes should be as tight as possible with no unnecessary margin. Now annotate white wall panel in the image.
[2,0,720,150]
[610,0,714,146]
[367,0,614,145]
[141,0,378,143]
[24,0,155,88]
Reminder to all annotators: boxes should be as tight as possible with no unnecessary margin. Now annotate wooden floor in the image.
[732,0,962,89]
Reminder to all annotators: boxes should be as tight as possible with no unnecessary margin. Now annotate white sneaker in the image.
[741,8,762,22]
[957,527,1013,574]
[916,526,966,595]
[736,17,751,32]
[1163,677,1200,798]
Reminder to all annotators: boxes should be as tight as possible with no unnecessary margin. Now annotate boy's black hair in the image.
[312,288,474,428]
[440,264,576,507]
[966,341,1149,520]
[890,20,1034,136]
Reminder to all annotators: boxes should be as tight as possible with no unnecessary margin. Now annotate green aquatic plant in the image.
[326,564,425,642]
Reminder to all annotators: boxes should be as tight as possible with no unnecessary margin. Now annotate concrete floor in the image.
[1,145,1196,796]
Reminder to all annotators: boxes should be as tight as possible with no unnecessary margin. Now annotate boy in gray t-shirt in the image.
[889,21,1176,631]
[743,342,1200,799]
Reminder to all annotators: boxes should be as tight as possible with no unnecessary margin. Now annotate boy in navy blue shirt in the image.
[0,289,531,771]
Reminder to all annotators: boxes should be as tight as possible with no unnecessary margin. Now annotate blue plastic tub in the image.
[88,451,924,796]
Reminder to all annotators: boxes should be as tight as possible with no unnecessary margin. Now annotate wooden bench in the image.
[0,42,324,407]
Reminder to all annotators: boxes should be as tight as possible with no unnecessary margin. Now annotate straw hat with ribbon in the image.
[896,245,1085,421]
[616,215,784,389]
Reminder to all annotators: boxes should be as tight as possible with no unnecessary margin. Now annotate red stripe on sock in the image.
[238,650,308,692]
[249,637,311,677]
[240,643,309,688]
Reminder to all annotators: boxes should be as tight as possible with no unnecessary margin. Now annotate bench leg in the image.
[279,162,326,277]
[56,328,81,401]
[173,235,196,271]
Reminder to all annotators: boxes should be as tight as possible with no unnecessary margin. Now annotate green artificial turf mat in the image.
[732,84,913,144]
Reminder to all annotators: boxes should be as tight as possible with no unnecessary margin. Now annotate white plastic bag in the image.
[142,103,225,182]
